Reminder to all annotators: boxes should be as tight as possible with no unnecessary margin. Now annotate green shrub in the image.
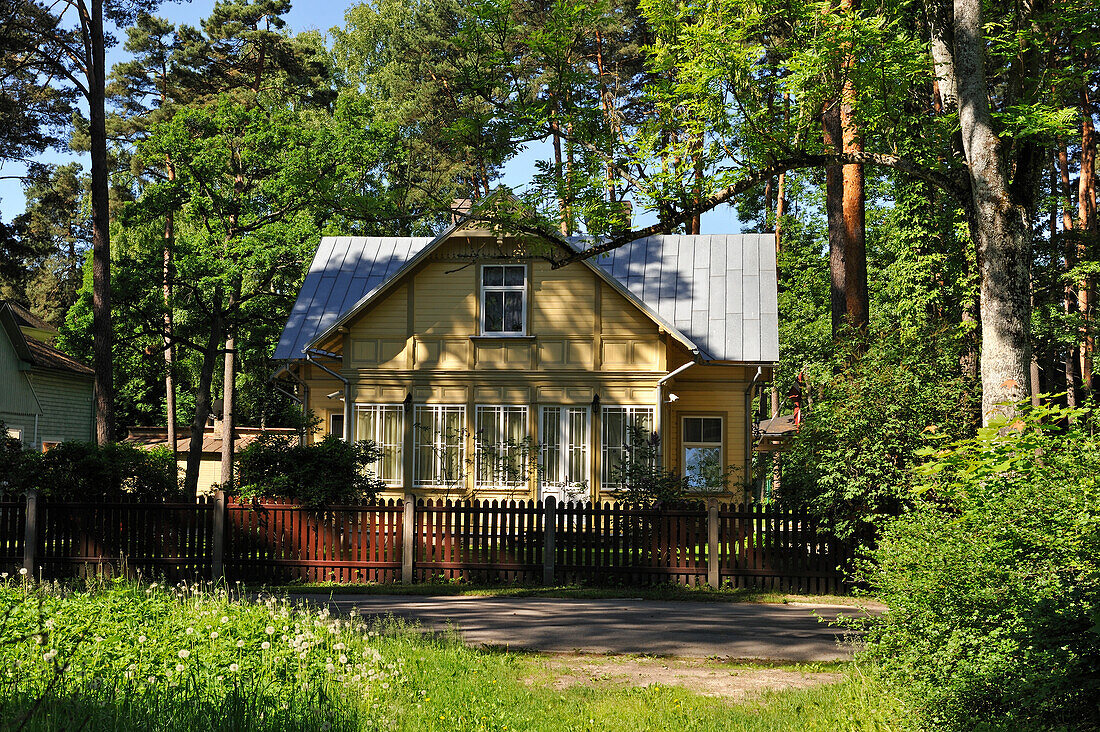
[857,401,1100,731]
[777,330,973,543]
[0,433,179,499]
[235,434,385,506]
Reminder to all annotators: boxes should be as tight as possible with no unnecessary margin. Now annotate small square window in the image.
[481,265,526,335]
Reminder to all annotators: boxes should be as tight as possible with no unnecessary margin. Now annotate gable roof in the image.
[0,302,94,376]
[274,232,779,364]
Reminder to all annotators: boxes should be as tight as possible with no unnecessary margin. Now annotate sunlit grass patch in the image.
[0,578,900,731]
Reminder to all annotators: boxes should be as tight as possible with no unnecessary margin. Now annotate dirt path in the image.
[526,655,844,701]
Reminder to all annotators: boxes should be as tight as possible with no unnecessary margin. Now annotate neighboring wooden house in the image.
[124,424,298,494]
[0,301,94,449]
[273,220,778,503]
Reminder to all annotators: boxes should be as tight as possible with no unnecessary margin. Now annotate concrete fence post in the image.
[402,493,415,584]
[707,498,720,588]
[212,490,226,581]
[543,496,556,586]
[23,488,37,576]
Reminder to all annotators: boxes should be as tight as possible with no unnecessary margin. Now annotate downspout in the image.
[655,356,698,453]
[305,351,352,441]
[743,367,764,495]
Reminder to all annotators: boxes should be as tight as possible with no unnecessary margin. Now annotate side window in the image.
[413,405,466,488]
[329,413,345,439]
[481,265,526,335]
[682,416,724,491]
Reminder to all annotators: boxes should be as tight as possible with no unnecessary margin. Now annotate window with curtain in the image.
[413,405,466,488]
[480,265,526,335]
[474,405,529,488]
[353,404,403,485]
[601,406,655,487]
[540,406,589,489]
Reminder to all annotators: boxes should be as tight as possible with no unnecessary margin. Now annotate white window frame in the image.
[413,404,467,488]
[681,415,724,493]
[353,404,404,486]
[539,406,591,500]
[474,405,529,489]
[6,426,24,446]
[479,264,527,336]
[600,405,656,488]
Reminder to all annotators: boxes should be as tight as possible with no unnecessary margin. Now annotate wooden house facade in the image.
[274,223,778,503]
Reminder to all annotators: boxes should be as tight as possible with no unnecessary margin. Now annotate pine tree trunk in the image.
[1078,91,1097,391]
[953,0,1032,422]
[89,0,113,444]
[840,0,869,333]
[220,329,236,491]
[823,101,847,337]
[1054,143,1079,406]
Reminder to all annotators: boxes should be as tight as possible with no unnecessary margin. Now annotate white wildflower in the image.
[43,649,58,662]
[185,627,194,636]
[338,654,348,664]
[261,641,270,650]
[221,616,229,624]
[210,632,218,640]
[19,568,28,576]
[236,640,245,648]
[178,649,190,659]
[265,626,275,635]
[229,663,239,672]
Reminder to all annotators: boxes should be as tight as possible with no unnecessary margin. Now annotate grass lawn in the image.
[0,578,900,731]
[269,581,875,608]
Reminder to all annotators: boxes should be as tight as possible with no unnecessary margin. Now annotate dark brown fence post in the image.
[402,493,414,584]
[543,496,556,585]
[212,490,226,581]
[707,498,719,587]
[23,488,37,576]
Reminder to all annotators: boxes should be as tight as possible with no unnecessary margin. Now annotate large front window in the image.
[540,406,589,492]
[475,405,529,488]
[682,416,724,492]
[414,405,466,488]
[354,405,403,485]
[481,265,526,335]
[601,406,655,487]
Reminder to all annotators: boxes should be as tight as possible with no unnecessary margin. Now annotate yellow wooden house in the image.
[273,221,778,503]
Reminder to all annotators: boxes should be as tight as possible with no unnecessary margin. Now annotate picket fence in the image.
[1,493,852,593]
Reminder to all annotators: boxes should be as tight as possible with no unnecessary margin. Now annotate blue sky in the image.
[0,0,739,234]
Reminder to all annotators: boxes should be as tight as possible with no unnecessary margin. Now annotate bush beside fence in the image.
[2,494,852,592]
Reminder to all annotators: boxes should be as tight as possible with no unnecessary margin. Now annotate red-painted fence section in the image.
[224,497,403,584]
[2,495,851,593]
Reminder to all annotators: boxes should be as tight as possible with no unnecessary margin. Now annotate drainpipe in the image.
[655,357,698,452]
[743,367,764,493]
[305,351,351,441]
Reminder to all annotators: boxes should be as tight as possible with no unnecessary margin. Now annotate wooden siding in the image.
[0,326,40,418]
[26,370,93,445]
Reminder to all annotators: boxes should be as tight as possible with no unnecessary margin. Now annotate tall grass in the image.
[0,578,900,731]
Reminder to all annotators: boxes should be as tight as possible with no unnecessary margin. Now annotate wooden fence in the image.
[1,493,852,593]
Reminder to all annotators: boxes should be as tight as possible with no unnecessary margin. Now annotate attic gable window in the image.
[481,265,526,335]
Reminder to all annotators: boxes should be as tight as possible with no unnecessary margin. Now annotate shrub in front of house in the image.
[234,434,385,506]
[0,432,179,499]
[856,401,1100,731]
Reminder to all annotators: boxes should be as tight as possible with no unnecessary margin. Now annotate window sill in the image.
[470,334,536,341]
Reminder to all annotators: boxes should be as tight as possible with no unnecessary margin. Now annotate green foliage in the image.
[857,402,1100,731]
[778,329,975,542]
[0,437,178,500]
[235,435,385,506]
[606,426,689,504]
[0,580,403,731]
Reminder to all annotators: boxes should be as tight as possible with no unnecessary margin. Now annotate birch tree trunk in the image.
[952,0,1033,421]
